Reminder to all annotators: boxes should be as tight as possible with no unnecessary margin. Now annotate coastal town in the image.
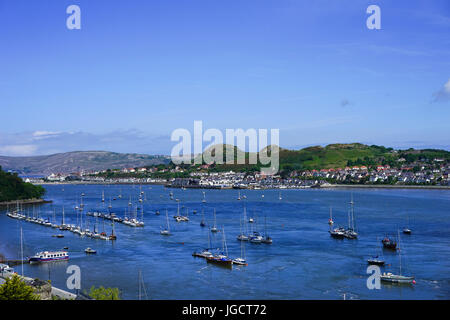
[24,156,450,189]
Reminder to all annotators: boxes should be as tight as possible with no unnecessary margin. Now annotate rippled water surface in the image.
[1,185,449,299]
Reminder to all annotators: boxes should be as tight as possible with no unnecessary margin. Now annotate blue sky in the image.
[0,0,449,156]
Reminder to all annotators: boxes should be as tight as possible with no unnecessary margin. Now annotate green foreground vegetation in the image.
[0,274,40,300]
[0,166,45,202]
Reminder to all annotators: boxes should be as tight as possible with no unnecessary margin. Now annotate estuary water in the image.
[0,184,449,299]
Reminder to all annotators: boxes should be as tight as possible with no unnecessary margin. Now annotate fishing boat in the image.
[29,251,69,264]
[160,210,171,236]
[85,247,97,254]
[381,231,415,285]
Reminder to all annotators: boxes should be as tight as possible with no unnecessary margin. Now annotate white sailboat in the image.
[233,237,248,266]
[381,230,415,284]
[160,209,171,235]
[210,209,218,233]
[328,207,334,225]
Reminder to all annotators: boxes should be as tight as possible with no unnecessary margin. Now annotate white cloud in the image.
[32,131,62,140]
[0,144,38,156]
[0,130,171,156]
[433,78,450,102]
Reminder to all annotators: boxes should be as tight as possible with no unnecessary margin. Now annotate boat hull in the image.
[29,256,69,264]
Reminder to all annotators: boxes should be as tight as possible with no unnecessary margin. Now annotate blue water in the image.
[1,185,449,299]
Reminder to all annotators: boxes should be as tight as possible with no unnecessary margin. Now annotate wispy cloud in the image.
[0,144,37,156]
[0,130,171,156]
[432,78,450,103]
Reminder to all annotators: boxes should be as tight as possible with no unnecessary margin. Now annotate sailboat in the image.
[59,206,69,230]
[381,230,415,284]
[279,192,282,200]
[101,191,105,202]
[206,227,233,268]
[202,191,206,203]
[261,214,272,244]
[200,208,206,227]
[233,238,248,266]
[160,210,171,236]
[328,207,334,225]
[403,213,412,234]
[237,204,249,241]
[237,191,241,201]
[192,230,213,259]
[344,194,357,239]
[367,237,385,266]
[210,209,219,233]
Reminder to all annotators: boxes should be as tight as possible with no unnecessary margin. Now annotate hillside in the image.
[0,151,170,176]
[194,143,450,172]
[0,166,45,202]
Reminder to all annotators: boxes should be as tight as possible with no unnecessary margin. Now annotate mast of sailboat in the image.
[398,229,402,276]
[20,226,24,276]
[243,203,248,234]
[166,209,170,232]
[350,193,355,231]
[223,227,228,256]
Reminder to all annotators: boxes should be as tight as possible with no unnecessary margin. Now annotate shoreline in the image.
[31,181,450,190]
[323,184,450,190]
[0,198,52,208]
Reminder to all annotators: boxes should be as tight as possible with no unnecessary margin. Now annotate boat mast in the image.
[223,227,228,256]
[20,227,24,276]
[398,230,402,276]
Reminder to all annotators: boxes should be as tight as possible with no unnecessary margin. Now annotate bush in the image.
[88,286,121,300]
[0,274,40,300]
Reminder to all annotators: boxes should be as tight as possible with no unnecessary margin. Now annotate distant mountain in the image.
[0,151,171,176]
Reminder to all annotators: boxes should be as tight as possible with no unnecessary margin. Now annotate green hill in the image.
[196,143,449,173]
[0,166,45,202]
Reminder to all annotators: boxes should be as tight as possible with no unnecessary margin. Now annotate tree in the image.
[88,286,121,300]
[0,274,40,300]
